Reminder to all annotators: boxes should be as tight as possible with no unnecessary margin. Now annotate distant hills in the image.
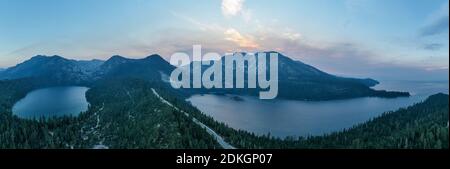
[0,52,409,100]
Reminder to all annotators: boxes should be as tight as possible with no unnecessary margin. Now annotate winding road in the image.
[151,88,236,149]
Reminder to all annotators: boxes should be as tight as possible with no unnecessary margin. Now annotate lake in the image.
[187,80,449,138]
[12,86,89,119]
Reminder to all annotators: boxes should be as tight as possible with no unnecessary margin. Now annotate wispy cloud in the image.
[171,11,225,32]
[420,17,449,37]
[224,28,259,49]
[221,0,245,17]
[423,43,444,51]
[172,10,258,50]
[345,0,371,13]
[420,1,449,37]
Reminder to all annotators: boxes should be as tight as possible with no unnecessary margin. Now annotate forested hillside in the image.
[0,78,220,148]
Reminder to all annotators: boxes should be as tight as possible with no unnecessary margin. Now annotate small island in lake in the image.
[230,96,244,101]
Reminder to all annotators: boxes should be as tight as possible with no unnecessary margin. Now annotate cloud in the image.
[221,0,245,17]
[224,28,259,49]
[221,0,252,22]
[420,16,449,37]
[171,11,260,51]
[171,11,225,32]
[420,1,449,37]
[423,43,444,51]
[345,0,370,13]
[241,8,252,22]
[282,32,302,41]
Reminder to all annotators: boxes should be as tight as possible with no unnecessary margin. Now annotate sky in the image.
[0,0,448,80]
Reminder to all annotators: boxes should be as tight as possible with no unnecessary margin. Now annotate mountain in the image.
[0,52,408,100]
[272,52,404,100]
[94,54,175,82]
[0,55,104,85]
[0,54,174,85]
[276,53,380,87]
[181,52,409,100]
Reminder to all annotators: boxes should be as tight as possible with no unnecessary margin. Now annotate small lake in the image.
[12,86,89,119]
[187,80,449,138]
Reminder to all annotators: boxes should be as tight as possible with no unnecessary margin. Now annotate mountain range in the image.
[0,55,104,84]
[181,52,402,100]
[0,52,409,100]
[0,52,446,150]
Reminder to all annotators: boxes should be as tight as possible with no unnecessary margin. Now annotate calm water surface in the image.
[187,80,449,138]
[12,86,89,119]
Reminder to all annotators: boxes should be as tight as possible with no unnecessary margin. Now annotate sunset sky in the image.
[0,0,448,80]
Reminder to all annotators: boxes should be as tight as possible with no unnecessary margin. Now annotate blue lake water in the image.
[12,86,89,119]
[187,80,449,138]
